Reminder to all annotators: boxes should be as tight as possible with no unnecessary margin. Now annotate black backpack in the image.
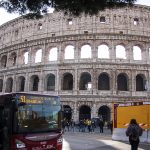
[131,126,139,141]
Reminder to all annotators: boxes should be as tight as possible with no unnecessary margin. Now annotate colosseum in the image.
[0,4,150,122]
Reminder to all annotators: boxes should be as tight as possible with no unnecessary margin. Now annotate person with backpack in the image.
[126,119,143,150]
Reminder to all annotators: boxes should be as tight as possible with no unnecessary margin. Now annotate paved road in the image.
[62,128,150,150]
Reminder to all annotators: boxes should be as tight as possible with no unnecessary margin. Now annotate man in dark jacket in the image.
[126,119,143,150]
[99,119,104,133]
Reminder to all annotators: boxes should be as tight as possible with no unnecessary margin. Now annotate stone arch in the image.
[80,44,91,58]
[0,79,3,92]
[49,47,58,61]
[98,105,110,122]
[5,77,13,93]
[63,105,72,121]
[98,44,109,59]
[117,73,128,91]
[79,72,91,90]
[98,73,110,90]
[79,105,91,120]
[1,55,7,68]
[18,50,29,65]
[64,45,74,59]
[133,45,142,60]
[17,76,25,92]
[35,49,42,63]
[23,51,29,64]
[9,52,17,66]
[116,44,126,59]
[45,73,55,91]
[62,73,73,90]
[136,74,145,91]
[30,75,39,91]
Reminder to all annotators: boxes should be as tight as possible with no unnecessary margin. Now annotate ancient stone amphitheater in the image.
[0,4,150,122]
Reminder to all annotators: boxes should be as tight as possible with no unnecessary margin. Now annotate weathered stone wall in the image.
[0,4,150,121]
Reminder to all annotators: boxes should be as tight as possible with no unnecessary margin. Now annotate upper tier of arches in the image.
[0,43,150,68]
[0,4,150,49]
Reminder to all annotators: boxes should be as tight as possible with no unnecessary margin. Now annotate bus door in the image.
[0,105,4,149]
[0,104,13,150]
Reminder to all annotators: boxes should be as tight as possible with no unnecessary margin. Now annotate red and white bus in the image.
[0,92,62,150]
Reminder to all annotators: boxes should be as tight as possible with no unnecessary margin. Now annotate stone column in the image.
[92,67,97,95]
[58,43,62,63]
[92,39,97,61]
[74,41,79,63]
[6,52,10,67]
[112,70,117,95]
[74,68,78,95]
[128,44,133,63]
[75,102,79,122]
[13,75,16,92]
[110,43,115,64]
[42,41,46,64]
[15,50,19,66]
[38,74,43,92]
[145,45,149,64]
[91,103,96,118]
[28,47,32,65]
[2,75,7,93]
[130,71,134,93]
[39,71,44,92]
[56,69,59,94]
[24,73,29,92]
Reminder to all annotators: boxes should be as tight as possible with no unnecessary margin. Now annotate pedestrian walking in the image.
[99,119,104,133]
[79,120,84,132]
[108,120,113,134]
[87,119,92,132]
[126,118,143,150]
[91,120,95,132]
[66,120,70,131]
[62,118,66,133]
[70,119,75,132]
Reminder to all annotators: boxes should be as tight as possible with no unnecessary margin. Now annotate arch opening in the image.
[63,105,72,121]
[79,105,91,120]
[79,72,91,90]
[98,105,110,122]
[62,73,73,90]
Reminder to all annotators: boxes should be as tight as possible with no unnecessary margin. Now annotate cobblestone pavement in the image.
[62,127,150,150]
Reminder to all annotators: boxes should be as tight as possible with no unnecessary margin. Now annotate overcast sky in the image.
[0,0,150,25]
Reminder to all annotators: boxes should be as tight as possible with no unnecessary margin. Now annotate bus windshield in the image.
[13,94,61,133]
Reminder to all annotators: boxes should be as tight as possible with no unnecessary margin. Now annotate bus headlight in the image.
[57,136,63,144]
[16,139,26,148]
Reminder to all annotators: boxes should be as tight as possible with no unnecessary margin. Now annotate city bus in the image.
[0,92,62,150]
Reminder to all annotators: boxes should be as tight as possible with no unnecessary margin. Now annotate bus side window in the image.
[2,107,11,150]
[0,106,5,149]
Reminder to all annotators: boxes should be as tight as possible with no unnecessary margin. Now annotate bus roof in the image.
[0,92,60,97]
[0,92,61,104]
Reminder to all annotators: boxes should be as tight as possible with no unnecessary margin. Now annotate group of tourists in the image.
[78,119,96,132]
[61,118,113,134]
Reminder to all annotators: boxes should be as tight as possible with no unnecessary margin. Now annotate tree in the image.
[0,0,137,19]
